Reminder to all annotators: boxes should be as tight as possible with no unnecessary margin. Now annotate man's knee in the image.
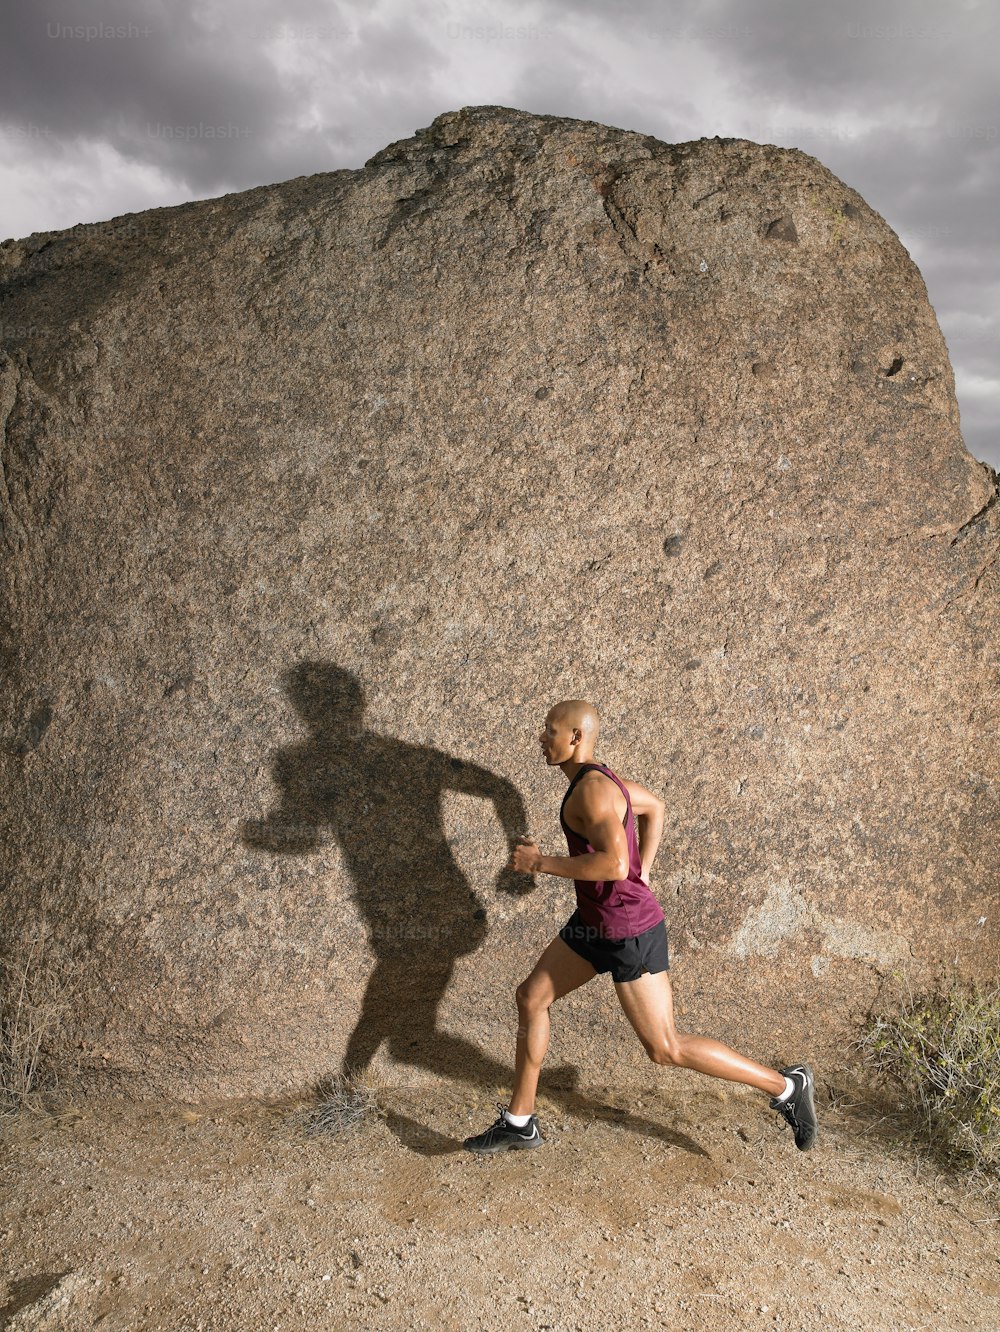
[646,1037,685,1067]
[515,979,550,1013]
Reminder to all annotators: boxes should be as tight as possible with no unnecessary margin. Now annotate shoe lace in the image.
[777,1100,799,1128]
[483,1102,510,1137]
[492,1101,533,1132]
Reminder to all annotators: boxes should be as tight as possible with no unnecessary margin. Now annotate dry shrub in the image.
[287,1067,388,1138]
[857,979,1000,1185]
[0,934,81,1115]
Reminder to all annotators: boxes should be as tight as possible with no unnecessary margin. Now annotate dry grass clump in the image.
[857,979,1000,1187]
[286,1067,388,1138]
[0,934,81,1116]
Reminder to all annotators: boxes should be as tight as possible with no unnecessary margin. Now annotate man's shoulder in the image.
[571,767,627,801]
[584,764,630,785]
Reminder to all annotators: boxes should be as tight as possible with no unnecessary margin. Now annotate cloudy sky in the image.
[1,0,996,469]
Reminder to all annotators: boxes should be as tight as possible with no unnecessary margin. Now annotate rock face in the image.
[1,105,996,1102]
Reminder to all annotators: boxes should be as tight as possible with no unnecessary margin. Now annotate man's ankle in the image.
[504,1106,533,1126]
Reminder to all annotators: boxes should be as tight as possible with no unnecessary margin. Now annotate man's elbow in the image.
[612,856,630,881]
[637,798,666,821]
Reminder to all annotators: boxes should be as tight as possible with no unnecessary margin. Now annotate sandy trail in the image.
[2,1074,998,1330]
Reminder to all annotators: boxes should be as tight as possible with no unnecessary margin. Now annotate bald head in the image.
[550,699,600,742]
[539,699,601,768]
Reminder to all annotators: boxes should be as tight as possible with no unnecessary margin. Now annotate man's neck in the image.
[562,757,599,782]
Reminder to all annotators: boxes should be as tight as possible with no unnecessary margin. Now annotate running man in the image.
[463,699,817,1154]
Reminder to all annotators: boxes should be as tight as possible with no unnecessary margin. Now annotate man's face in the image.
[538,711,577,764]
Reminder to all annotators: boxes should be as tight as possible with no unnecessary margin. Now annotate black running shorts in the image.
[558,907,669,983]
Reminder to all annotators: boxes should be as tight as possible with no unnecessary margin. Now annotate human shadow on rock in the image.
[240,662,537,1089]
[240,662,707,1160]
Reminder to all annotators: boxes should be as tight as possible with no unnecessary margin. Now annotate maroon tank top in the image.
[559,762,666,940]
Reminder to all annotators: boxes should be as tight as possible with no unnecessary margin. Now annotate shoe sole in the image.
[463,1134,544,1155]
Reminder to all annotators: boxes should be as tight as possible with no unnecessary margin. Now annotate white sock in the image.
[503,1108,531,1127]
[773,1076,795,1103]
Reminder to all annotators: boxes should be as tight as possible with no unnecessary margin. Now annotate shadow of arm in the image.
[446,758,534,896]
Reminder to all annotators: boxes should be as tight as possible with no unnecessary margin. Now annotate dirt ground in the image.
[2,1068,998,1332]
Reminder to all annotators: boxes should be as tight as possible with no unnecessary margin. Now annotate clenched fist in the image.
[508,835,544,875]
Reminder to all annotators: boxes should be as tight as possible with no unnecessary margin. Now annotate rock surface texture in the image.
[1,105,997,1101]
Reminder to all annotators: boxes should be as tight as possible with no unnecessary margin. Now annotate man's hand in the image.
[508,835,544,875]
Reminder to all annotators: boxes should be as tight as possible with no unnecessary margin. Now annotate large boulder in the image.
[1,105,996,1102]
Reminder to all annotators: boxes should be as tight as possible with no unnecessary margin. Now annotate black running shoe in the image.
[770,1064,817,1151]
[463,1102,544,1154]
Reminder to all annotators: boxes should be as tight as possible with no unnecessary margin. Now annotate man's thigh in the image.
[613,968,676,1048]
[519,932,598,1006]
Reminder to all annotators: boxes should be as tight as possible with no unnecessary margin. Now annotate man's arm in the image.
[621,778,666,882]
[510,781,629,882]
